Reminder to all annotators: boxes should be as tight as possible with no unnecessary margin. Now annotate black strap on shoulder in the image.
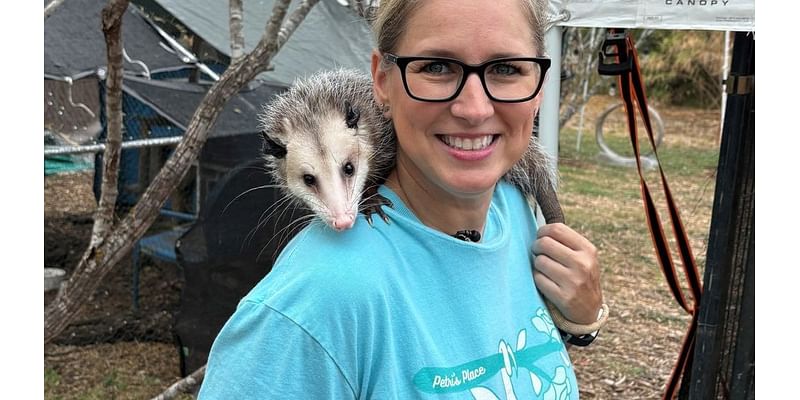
[599,28,704,400]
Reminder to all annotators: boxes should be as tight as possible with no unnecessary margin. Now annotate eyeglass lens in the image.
[403,59,543,101]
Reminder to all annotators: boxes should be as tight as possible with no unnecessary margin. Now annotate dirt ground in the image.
[44,95,723,399]
[44,172,187,398]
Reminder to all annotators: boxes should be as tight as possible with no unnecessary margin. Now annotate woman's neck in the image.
[385,163,494,239]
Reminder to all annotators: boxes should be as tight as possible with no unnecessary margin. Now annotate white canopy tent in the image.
[538,0,755,167]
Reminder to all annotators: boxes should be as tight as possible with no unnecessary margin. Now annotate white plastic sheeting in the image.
[548,0,754,31]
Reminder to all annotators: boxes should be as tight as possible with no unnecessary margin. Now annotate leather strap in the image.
[599,29,704,400]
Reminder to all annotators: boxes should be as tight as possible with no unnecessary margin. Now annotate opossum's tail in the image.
[504,134,564,224]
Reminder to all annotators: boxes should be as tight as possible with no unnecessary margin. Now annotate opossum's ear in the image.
[261,131,287,159]
[345,101,360,129]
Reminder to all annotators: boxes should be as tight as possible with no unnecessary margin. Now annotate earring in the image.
[381,103,391,118]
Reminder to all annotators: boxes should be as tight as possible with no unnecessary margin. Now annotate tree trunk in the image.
[229,0,244,63]
[43,0,128,344]
[44,0,320,344]
[93,0,127,248]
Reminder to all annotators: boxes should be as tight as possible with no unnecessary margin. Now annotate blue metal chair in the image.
[131,209,195,311]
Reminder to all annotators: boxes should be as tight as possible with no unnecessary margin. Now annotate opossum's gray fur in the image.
[504,127,564,223]
[259,68,563,227]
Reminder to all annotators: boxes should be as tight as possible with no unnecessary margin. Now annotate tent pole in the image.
[540,26,563,177]
[532,25,563,226]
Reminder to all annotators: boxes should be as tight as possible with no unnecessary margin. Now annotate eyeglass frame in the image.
[382,52,551,103]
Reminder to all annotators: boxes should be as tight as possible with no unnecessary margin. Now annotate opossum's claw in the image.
[360,192,394,227]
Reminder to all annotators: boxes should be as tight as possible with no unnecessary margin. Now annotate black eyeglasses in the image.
[383,53,550,103]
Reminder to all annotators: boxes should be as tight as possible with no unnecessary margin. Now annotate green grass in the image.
[559,126,720,177]
[45,368,62,400]
[64,370,129,400]
[556,126,719,289]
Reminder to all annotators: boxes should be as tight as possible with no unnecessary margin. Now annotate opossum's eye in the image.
[303,174,316,187]
[345,104,360,129]
[342,162,355,177]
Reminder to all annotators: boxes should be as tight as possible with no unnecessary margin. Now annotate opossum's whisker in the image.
[359,188,384,207]
[270,194,308,230]
[245,192,300,245]
[294,189,336,221]
[257,212,316,264]
[221,183,285,217]
[250,202,313,262]
[245,193,299,247]
[240,164,272,174]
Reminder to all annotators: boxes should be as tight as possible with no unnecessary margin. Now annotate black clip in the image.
[598,30,632,76]
[453,230,481,243]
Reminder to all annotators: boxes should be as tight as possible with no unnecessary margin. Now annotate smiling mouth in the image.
[438,135,497,151]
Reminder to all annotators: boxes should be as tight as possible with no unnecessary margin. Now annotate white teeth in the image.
[442,135,493,151]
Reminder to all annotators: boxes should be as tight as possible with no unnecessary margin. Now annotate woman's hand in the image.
[532,223,603,325]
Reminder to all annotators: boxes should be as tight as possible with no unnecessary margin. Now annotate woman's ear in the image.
[371,50,389,107]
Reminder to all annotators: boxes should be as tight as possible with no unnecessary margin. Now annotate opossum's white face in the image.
[284,112,372,231]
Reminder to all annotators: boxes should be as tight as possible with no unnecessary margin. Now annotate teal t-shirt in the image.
[199,181,578,399]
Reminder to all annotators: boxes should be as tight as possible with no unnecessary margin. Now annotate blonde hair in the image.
[370,0,547,56]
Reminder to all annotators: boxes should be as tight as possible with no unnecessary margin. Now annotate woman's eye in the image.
[490,63,520,76]
[424,62,447,74]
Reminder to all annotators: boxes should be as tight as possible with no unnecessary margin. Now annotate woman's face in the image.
[373,0,543,203]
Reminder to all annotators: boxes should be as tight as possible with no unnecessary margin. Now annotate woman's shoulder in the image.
[244,220,396,314]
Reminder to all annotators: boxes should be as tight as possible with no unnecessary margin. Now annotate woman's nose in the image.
[450,73,494,125]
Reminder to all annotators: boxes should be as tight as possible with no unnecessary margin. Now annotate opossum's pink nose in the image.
[331,215,356,231]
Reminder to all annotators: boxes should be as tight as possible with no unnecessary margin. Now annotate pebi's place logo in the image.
[665,0,731,5]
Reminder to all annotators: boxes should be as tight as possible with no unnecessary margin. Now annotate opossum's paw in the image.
[360,194,394,227]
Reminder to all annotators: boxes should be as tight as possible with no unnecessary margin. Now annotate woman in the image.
[199,0,605,398]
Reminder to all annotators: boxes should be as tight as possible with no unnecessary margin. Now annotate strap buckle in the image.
[597,30,632,76]
[724,74,755,95]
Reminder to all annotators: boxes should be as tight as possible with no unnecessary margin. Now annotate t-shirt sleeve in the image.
[197,300,356,399]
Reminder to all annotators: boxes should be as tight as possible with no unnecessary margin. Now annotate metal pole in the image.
[540,25,563,171]
[720,31,731,142]
[44,136,184,156]
[149,22,220,81]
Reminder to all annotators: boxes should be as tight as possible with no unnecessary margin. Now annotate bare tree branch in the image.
[276,0,319,49]
[229,0,245,63]
[44,0,67,19]
[343,0,378,21]
[42,0,128,344]
[44,0,320,344]
[92,0,128,248]
[559,27,608,128]
[150,365,206,400]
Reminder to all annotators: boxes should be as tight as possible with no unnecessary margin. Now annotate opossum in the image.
[258,68,564,232]
[259,69,397,231]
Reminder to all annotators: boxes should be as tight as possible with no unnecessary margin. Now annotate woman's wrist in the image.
[546,302,609,347]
